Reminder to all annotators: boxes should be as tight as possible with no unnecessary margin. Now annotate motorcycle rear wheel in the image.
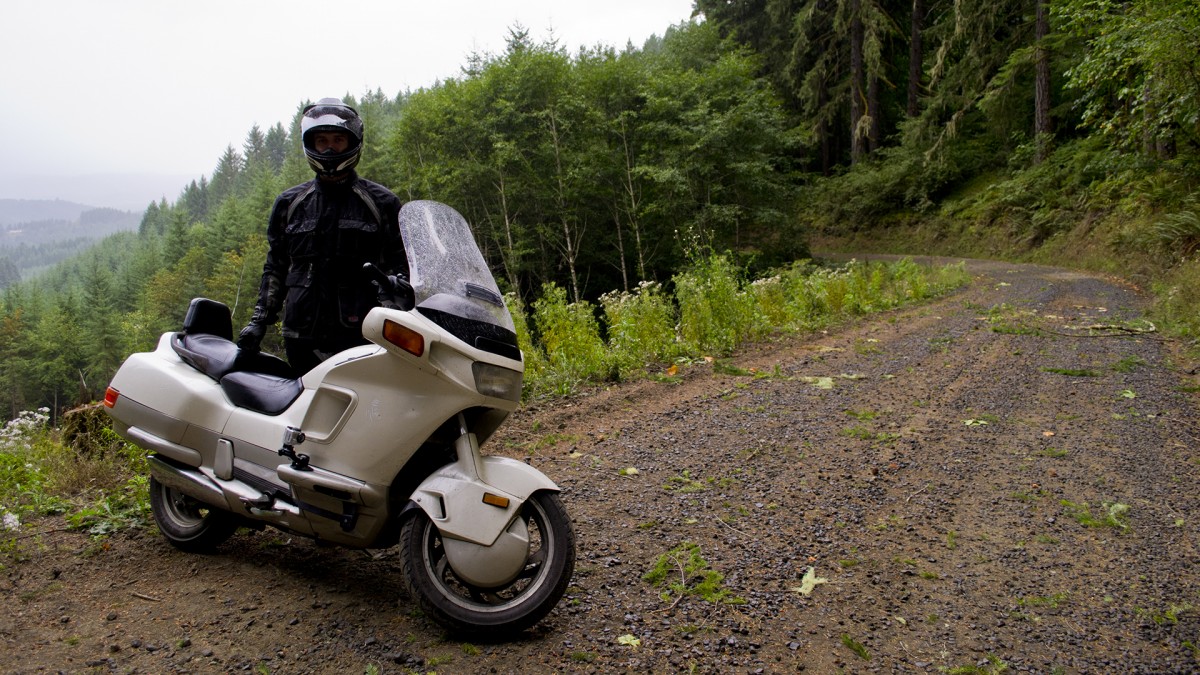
[400,490,576,637]
[149,475,241,553]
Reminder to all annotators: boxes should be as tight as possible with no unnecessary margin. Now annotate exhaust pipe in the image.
[147,455,229,510]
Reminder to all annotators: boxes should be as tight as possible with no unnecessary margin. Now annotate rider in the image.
[237,98,408,373]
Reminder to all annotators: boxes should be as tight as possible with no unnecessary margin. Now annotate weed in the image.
[854,338,883,355]
[943,653,1009,674]
[1061,500,1131,530]
[841,425,899,443]
[1017,592,1068,608]
[946,531,959,550]
[841,634,871,660]
[1010,488,1046,502]
[1035,447,1068,458]
[844,408,880,421]
[1111,355,1146,372]
[528,432,579,452]
[569,651,597,663]
[643,541,745,605]
[663,471,707,493]
[1042,367,1101,377]
[1135,602,1194,626]
[871,515,905,531]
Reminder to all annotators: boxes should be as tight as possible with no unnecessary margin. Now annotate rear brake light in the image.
[383,320,425,356]
[103,387,120,408]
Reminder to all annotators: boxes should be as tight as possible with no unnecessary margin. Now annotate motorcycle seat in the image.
[219,371,303,416]
[172,298,296,383]
[172,333,295,382]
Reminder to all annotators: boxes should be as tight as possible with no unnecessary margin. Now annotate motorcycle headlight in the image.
[472,362,523,401]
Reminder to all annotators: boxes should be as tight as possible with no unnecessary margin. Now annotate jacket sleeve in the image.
[253,192,292,321]
[376,190,409,280]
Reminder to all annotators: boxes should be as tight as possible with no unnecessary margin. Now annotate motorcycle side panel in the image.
[108,334,234,442]
[410,455,559,546]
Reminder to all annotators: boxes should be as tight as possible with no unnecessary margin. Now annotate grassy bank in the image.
[803,139,1200,347]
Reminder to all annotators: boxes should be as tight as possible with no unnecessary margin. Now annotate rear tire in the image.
[149,475,240,553]
[400,491,576,637]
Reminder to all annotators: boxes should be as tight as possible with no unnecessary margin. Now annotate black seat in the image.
[171,297,297,385]
[219,371,304,416]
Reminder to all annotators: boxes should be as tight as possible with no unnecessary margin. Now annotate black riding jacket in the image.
[253,174,407,341]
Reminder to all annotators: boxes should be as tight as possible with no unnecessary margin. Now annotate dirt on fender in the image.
[3,258,1199,674]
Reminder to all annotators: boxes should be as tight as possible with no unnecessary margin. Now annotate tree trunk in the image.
[849,0,867,163]
[1034,0,1052,161]
[546,110,582,303]
[868,75,882,153]
[907,0,925,117]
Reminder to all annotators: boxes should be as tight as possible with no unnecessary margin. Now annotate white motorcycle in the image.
[104,200,575,636]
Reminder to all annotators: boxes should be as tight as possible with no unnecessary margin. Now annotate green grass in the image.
[1042,367,1101,377]
[841,634,871,660]
[643,541,745,605]
[1,408,149,560]
[1061,500,1131,531]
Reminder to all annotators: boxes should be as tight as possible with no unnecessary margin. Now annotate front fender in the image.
[408,455,559,547]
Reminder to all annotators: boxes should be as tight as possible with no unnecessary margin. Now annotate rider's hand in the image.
[237,323,265,353]
[374,274,415,311]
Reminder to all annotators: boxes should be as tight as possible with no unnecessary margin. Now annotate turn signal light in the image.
[482,492,510,509]
[383,320,425,356]
[103,387,120,408]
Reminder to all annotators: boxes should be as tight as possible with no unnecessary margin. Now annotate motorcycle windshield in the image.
[400,201,519,358]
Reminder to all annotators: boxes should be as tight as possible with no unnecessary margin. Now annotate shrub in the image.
[532,283,610,395]
[673,254,757,355]
[600,281,681,379]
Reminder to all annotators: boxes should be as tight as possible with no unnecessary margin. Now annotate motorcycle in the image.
[103,200,575,637]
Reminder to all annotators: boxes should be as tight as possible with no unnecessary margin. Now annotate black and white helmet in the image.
[300,98,364,177]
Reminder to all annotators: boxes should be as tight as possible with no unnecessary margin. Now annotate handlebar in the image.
[363,263,415,311]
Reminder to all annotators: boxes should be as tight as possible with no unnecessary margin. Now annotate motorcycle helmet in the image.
[301,98,364,177]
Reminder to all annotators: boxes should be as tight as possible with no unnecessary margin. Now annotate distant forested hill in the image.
[0,199,92,226]
[0,199,140,284]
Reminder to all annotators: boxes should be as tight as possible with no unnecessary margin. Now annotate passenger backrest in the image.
[183,298,233,340]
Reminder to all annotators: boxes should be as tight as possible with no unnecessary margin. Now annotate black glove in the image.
[237,304,273,353]
[237,323,265,353]
[373,273,415,311]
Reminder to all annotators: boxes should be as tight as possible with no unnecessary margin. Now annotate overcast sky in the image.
[1,0,696,210]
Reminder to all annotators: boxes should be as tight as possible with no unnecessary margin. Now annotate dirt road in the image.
[3,258,1199,674]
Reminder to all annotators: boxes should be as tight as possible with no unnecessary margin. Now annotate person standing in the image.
[237,98,407,373]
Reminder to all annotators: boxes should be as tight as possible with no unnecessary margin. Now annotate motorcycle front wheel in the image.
[399,490,576,637]
[149,475,241,553]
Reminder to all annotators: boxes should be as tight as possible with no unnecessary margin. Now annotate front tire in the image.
[400,491,576,637]
[149,475,240,553]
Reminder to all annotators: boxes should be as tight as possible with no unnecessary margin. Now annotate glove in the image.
[374,273,414,311]
[237,322,265,353]
[236,303,273,353]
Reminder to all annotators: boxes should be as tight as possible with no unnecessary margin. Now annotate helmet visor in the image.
[303,101,359,124]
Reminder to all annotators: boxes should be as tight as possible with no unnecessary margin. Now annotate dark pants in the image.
[285,333,369,374]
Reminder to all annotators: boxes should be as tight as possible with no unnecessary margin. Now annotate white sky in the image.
[1,0,696,209]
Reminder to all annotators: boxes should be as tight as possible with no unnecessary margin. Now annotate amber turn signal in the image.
[383,320,424,356]
[482,492,510,509]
